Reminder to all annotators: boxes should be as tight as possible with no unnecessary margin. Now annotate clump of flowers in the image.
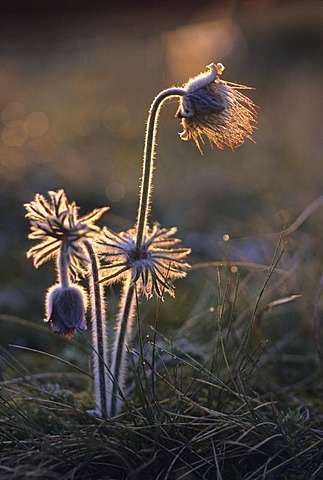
[25,62,257,418]
[25,189,109,417]
[25,189,108,336]
[176,62,257,153]
[97,223,191,416]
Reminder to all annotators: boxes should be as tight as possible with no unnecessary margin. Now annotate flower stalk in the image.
[58,242,70,288]
[135,87,186,257]
[25,190,109,412]
[25,63,257,418]
[84,241,109,418]
[107,276,136,417]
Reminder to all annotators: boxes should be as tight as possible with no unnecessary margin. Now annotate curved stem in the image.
[135,87,186,257]
[58,242,70,288]
[84,241,109,418]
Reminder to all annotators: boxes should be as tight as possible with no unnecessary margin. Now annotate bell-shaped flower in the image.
[45,284,87,338]
[176,62,258,153]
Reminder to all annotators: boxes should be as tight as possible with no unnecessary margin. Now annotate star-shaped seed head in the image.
[25,189,109,269]
[97,224,191,299]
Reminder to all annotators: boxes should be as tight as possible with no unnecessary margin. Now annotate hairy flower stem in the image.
[108,88,186,416]
[108,276,136,417]
[135,87,186,257]
[84,241,109,418]
[58,242,70,288]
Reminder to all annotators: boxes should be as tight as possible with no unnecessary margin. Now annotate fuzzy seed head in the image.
[97,224,191,300]
[176,62,258,154]
[25,189,109,269]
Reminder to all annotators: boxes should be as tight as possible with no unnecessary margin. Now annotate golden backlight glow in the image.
[162,19,243,82]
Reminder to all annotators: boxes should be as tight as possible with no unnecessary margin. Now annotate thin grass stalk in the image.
[84,241,109,417]
[108,275,136,417]
[207,270,230,408]
[126,346,157,425]
[151,296,162,399]
[226,270,240,343]
[135,87,186,257]
[234,234,285,375]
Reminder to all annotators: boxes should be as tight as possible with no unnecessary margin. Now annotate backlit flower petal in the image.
[25,190,109,271]
[176,63,258,154]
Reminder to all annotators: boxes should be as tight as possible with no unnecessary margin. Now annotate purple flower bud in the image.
[45,284,87,338]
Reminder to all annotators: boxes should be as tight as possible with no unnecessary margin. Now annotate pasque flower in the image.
[25,189,109,269]
[45,284,87,338]
[102,62,255,415]
[25,189,108,342]
[23,63,258,417]
[100,224,190,416]
[26,189,110,415]
[97,224,191,299]
[176,62,257,153]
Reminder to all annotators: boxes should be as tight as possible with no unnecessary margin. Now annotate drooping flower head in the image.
[176,62,258,154]
[45,284,87,338]
[97,224,191,299]
[25,189,109,269]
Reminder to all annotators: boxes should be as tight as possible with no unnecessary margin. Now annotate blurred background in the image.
[0,0,322,355]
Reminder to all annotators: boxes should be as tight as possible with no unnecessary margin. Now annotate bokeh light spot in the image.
[278,209,291,224]
[231,266,238,274]
[105,182,125,202]
[163,20,243,82]
[223,234,230,241]
[23,111,49,137]
[2,121,28,147]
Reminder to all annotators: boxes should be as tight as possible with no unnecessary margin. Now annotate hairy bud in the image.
[45,284,87,338]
